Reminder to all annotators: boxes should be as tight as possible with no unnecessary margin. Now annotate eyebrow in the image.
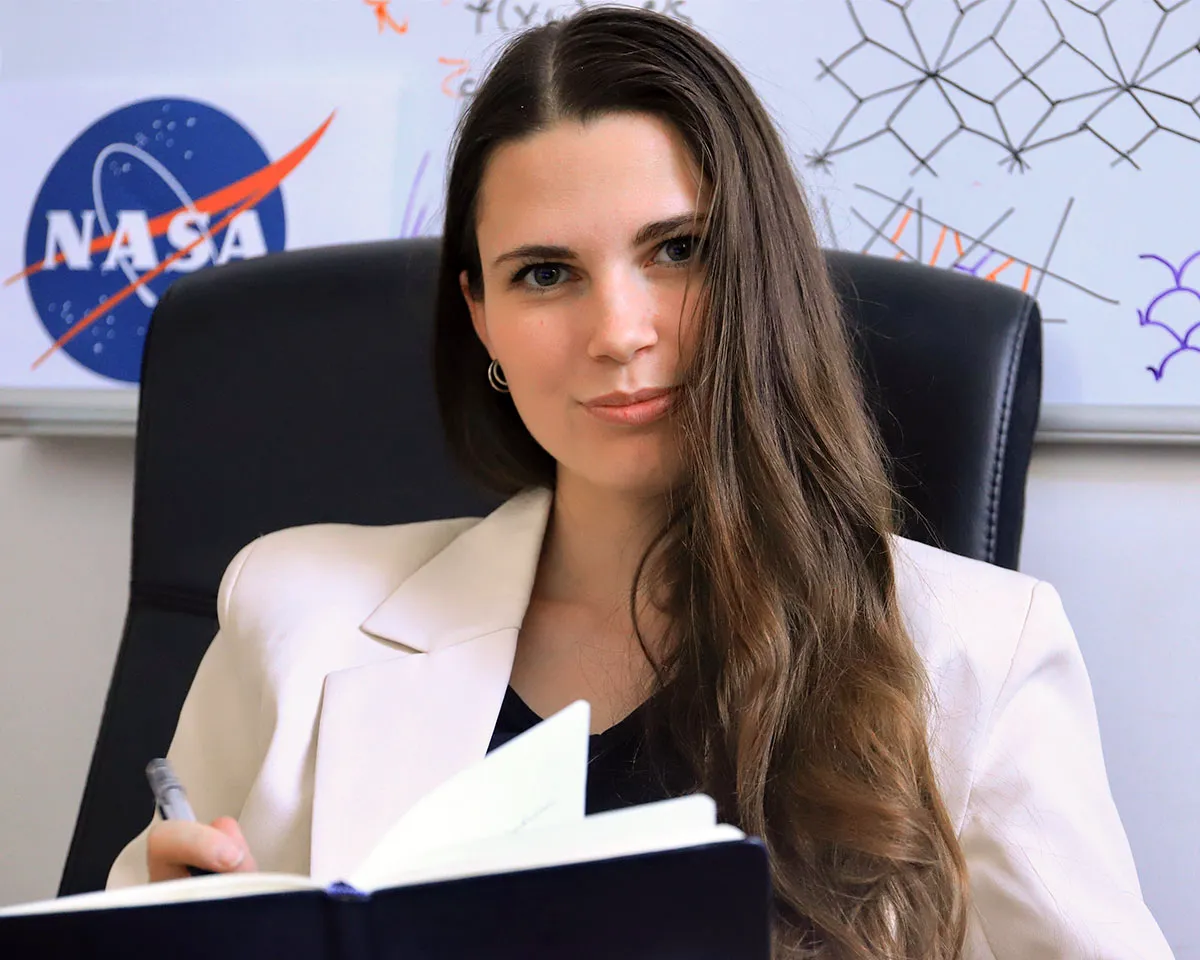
[490,212,706,268]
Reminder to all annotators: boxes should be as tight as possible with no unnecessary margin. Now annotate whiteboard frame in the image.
[1037,405,1200,446]
[0,389,138,438]
[4,390,1200,445]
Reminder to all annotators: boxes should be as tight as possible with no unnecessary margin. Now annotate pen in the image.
[145,758,214,877]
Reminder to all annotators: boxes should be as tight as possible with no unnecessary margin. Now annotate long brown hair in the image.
[433,7,968,957]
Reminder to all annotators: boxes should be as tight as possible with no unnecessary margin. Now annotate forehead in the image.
[474,113,706,248]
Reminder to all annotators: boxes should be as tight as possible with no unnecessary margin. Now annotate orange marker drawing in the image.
[365,0,409,34]
[929,225,948,266]
[984,256,1014,282]
[439,57,470,98]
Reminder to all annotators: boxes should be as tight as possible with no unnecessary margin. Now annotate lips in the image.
[582,387,676,426]
[586,387,674,407]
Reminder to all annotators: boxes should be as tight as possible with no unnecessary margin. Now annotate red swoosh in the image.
[32,183,275,369]
[5,111,334,287]
[18,112,334,369]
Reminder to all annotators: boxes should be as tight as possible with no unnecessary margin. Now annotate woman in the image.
[108,7,1172,958]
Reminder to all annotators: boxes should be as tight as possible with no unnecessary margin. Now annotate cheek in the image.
[502,332,581,469]
[486,301,579,415]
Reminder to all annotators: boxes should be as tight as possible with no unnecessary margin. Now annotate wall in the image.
[0,437,133,906]
[1018,444,1200,958]
[0,437,1196,955]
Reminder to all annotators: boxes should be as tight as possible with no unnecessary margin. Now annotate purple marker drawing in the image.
[953,250,996,278]
[1137,251,1200,381]
[400,151,433,239]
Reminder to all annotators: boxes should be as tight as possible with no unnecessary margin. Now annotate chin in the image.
[535,421,685,498]
[566,451,682,499]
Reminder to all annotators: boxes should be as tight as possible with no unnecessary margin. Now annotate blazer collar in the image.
[359,486,553,653]
[309,487,553,883]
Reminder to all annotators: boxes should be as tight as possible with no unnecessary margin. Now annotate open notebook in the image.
[1,701,746,917]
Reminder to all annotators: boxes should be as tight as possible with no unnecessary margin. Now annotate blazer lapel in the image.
[309,488,553,883]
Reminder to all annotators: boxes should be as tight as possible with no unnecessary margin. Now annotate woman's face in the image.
[462,112,707,497]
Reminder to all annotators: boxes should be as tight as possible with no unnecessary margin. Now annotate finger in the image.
[147,820,246,879]
[147,821,202,882]
[211,817,258,873]
[146,834,191,885]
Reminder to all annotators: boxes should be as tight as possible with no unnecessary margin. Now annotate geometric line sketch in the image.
[809,0,1200,174]
[842,183,1118,319]
[1137,250,1200,379]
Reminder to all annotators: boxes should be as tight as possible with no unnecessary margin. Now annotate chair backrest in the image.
[58,238,1041,896]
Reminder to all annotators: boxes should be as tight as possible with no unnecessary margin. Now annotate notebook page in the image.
[349,700,590,890]
[0,872,322,917]
[354,793,743,892]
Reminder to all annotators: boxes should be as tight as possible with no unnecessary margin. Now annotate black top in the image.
[487,686,686,815]
[488,687,821,947]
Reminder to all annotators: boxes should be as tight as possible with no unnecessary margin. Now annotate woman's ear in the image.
[460,270,492,355]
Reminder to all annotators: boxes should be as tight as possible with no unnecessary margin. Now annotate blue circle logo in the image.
[22,98,288,383]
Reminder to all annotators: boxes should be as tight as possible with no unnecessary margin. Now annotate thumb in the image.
[211,816,258,872]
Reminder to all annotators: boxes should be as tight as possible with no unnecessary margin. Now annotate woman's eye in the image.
[655,236,697,266]
[516,264,569,290]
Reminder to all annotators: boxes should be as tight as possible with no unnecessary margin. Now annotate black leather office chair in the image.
[58,238,1042,896]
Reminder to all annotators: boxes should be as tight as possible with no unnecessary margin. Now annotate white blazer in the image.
[107,487,1173,959]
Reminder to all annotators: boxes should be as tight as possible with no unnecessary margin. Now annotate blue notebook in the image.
[0,840,769,959]
[0,702,772,958]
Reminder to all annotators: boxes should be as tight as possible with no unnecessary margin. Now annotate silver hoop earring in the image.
[487,358,510,394]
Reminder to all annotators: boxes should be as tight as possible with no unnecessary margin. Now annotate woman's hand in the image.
[146,816,258,882]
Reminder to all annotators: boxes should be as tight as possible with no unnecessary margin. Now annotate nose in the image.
[585,268,660,364]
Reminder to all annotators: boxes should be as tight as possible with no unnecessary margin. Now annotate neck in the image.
[534,471,669,617]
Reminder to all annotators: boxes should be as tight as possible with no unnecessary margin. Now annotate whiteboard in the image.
[1,0,1198,441]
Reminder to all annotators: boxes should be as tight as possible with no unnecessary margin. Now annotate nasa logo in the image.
[12,97,330,383]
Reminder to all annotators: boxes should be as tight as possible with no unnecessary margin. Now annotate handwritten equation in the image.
[462,0,689,35]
